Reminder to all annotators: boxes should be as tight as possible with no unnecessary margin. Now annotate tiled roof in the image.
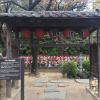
[0,11,100,18]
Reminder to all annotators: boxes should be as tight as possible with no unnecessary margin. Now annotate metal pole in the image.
[21,59,24,100]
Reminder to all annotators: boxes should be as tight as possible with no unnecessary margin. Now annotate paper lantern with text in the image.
[63,29,71,38]
[21,29,32,39]
[83,29,90,38]
[35,29,45,40]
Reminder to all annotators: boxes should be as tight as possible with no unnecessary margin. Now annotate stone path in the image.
[24,79,94,100]
[39,92,66,100]
[13,72,95,100]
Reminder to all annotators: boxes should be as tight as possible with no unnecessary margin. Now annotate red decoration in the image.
[63,29,71,38]
[21,29,32,39]
[35,29,45,40]
[83,29,90,38]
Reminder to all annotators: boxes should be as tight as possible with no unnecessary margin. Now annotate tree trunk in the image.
[2,23,12,98]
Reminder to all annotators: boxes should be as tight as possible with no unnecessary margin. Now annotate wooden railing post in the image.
[97,28,100,97]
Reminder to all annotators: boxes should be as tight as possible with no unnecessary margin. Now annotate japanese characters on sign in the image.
[0,59,21,80]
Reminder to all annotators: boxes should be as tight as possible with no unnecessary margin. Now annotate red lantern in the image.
[83,29,90,38]
[21,29,32,39]
[35,29,45,40]
[63,29,71,38]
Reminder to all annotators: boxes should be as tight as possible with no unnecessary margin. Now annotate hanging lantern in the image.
[35,29,45,40]
[82,29,90,38]
[63,29,71,38]
[21,29,32,39]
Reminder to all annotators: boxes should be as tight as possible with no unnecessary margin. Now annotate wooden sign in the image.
[0,58,24,100]
[0,59,22,80]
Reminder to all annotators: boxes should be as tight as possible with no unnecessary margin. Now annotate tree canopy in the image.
[0,0,87,12]
[93,0,100,9]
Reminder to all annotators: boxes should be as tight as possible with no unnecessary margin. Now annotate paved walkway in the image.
[24,77,94,100]
[4,72,95,100]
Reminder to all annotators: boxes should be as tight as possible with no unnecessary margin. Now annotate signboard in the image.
[0,58,24,100]
[0,59,21,80]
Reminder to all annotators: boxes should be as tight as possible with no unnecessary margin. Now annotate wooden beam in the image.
[97,28,100,97]
[35,43,84,48]
[7,18,99,28]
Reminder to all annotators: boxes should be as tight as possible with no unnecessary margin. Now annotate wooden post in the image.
[14,32,20,89]
[11,31,20,89]
[89,33,93,89]
[31,34,38,74]
[97,28,100,97]
[2,24,12,98]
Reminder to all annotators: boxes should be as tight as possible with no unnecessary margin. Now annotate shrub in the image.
[60,62,68,77]
[83,60,90,72]
[82,60,90,78]
[77,60,90,79]
[60,61,78,78]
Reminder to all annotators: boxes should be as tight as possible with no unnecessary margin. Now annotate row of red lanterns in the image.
[21,29,90,40]
[21,29,44,40]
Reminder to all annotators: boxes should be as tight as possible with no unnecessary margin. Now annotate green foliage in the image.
[83,60,90,72]
[48,48,58,56]
[61,61,78,78]
[0,48,3,53]
[67,47,80,55]
[77,60,90,78]
[93,0,100,9]
[38,32,89,56]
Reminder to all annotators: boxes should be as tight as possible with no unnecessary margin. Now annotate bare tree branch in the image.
[29,0,32,8]
[57,0,63,10]
[46,0,53,11]
[0,0,28,11]
[28,0,41,11]
[11,0,28,10]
